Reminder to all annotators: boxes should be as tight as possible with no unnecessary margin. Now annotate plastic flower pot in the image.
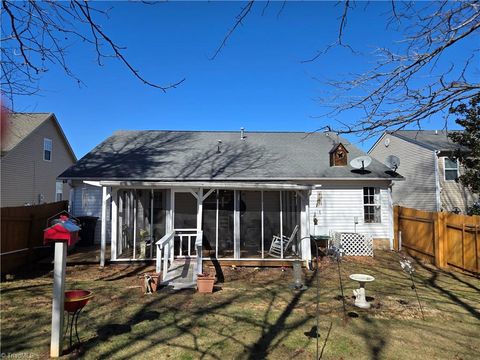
[197,273,215,293]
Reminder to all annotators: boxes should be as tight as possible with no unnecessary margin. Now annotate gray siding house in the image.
[59,130,402,271]
[369,130,477,213]
[1,113,76,207]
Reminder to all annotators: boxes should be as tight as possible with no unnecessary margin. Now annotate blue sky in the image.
[11,1,474,158]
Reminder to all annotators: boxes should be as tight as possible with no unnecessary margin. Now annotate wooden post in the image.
[393,206,399,250]
[50,242,67,357]
[434,211,446,269]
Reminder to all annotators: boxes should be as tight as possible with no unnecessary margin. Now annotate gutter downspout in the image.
[433,151,441,212]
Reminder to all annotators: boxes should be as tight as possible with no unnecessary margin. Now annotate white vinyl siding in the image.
[0,117,75,207]
[71,185,111,244]
[309,184,392,243]
[369,134,437,211]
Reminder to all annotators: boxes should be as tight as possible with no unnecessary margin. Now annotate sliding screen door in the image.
[263,191,281,258]
[217,190,234,258]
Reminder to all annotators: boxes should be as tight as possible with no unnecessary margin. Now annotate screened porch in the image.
[104,184,312,264]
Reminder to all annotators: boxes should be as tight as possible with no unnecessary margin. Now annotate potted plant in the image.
[197,273,215,293]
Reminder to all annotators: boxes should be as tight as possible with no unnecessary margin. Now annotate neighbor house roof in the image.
[388,130,461,152]
[1,112,76,160]
[59,130,401,182]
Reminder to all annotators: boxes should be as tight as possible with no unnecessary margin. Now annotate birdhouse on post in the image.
[329,143,349,166]
[43,212,81,357]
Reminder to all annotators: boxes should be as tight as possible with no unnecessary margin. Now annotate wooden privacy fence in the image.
[394,206,480,274]
[1,201,68,274]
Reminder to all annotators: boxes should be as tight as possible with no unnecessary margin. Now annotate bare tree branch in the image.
[210,1,255,60]
[1,0,184,105]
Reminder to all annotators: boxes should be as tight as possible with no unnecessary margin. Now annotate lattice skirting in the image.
[331,232,374,257]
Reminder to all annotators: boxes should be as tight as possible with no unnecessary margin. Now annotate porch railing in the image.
[155,229,204,275]
[156,231,174,274]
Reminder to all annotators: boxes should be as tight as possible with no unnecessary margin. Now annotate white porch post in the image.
[197,188,203,231]
[234,190,240,259]
[111,188,118,261]
[300,190,312,262]
[100,186,111,267]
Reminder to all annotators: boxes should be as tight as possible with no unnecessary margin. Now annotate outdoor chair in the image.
[268,225,299,258]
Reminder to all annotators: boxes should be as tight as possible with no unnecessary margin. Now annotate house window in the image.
[43,138,52,161]
[444,158,459,181]
[55,181,63,201]
[363,187,381,223]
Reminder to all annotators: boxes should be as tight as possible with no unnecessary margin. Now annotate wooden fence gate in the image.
[1,201,68,274]
[394,206,480,274]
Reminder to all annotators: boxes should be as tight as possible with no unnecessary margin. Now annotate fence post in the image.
[393,206,399,250]
[434,211,446,269]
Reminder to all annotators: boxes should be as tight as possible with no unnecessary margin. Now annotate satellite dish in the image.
[385,155,401,172]
[350,156,372,170]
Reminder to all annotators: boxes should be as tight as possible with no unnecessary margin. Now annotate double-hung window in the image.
[444,157,459,181]
[55,181,63,201]
[363,187,381,223]
[43,138,52,161]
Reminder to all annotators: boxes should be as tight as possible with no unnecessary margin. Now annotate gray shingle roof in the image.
[59,130,401,181]
[1,113,52,156]
[391,130,461,151]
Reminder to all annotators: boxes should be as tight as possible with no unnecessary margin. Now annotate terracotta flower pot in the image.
[197,273,215,293]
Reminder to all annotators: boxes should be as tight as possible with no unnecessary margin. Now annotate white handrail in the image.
[156,231,174,274]
[195,230,203,276]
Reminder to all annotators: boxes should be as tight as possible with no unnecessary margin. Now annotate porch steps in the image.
[161,258,197,290]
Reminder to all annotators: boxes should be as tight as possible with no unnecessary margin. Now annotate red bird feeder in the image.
[44,212,81,246]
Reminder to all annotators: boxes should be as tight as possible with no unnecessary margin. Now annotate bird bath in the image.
[349,274,375,309]
[64,290,93,349]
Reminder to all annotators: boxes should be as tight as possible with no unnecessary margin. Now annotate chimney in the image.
[240,127,245,140]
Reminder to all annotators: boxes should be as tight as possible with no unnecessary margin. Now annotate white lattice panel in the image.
[331,232,374,257]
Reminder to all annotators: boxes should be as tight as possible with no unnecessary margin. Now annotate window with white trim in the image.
[43,138,52,161]
[55,181,63,201]
[444,157,459,181]
[363,187,381,223]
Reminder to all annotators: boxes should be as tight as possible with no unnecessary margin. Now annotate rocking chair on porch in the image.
[268,225,299,258]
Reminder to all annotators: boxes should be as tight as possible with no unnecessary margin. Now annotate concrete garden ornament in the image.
[144,274,154,295]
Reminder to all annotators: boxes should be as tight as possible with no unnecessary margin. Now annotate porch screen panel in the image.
[135,190,152,259]
[240,191,262,258]
[152,190,167,257]
[217,190,234,258]
[202,190,217,258]
[263,191,280,258]
[282,191,300,258]
[174,192,197,229]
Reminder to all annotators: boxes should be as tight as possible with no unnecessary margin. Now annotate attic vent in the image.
[329,143,349,167]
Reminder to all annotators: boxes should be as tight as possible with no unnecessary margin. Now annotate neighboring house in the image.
[1,113,76,207]
[369,130,477,213]
[59,130,402,268]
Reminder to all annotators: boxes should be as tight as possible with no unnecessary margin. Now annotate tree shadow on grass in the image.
[416,260,480,320]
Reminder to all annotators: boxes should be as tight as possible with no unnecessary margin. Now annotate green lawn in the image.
[1,251,479,359]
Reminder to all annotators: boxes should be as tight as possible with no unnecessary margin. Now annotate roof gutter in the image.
[98,180,315,191]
